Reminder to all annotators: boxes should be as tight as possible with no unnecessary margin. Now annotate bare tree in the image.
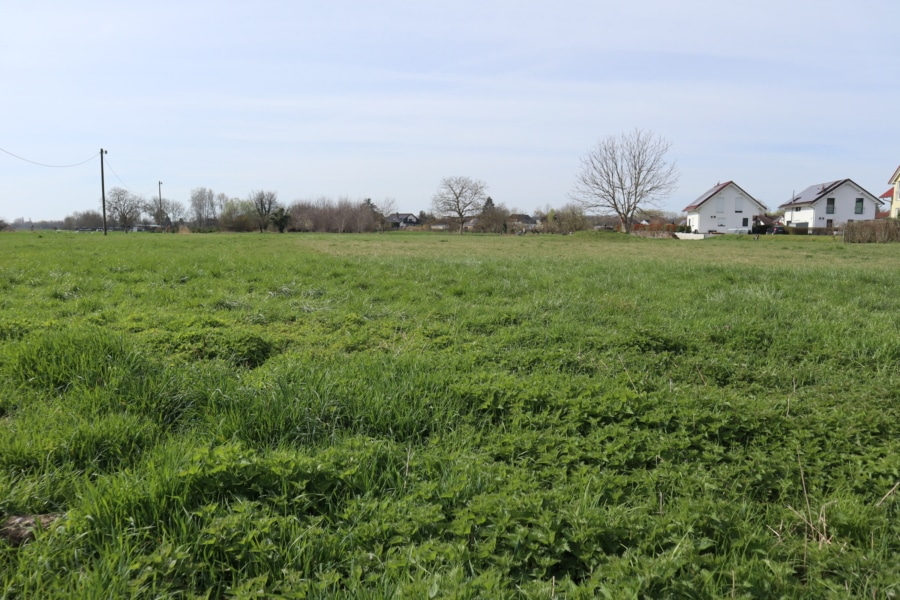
[145,196,185,230]
[374,197,397,232]
[105,187,143,232]
[190,187,218,229]
[250,190,278,232]
[432,176,488,234]
[570,129,678,233]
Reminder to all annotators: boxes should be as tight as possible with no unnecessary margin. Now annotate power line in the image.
[102,157,153,198]
[0,146,97,168]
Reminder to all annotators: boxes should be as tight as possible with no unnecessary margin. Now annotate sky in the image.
[2,0,898,221]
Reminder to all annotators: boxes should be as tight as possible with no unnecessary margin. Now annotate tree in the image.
[374,197,397,232]
[104,187,143,232]
[270,207,291,233]
[190,187,217,229]
[220,198,256,232]
[432,176,488,234]
[477,197,511,234]
[145,196,185,231]
[249,190,278,232]
[570,129,678,234]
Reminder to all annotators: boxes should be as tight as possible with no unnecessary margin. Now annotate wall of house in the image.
[687,185,759,233]
[784,183,879,228]
[892,182,900,218]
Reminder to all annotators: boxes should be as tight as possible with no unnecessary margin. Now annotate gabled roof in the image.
[889,165,900,185]
[778,179,882,209]
[880,188,894,200]
[509,214,536,224]
[682,181,766,213]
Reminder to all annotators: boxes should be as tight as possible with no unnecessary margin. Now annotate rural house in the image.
[779,179,882,231]
[889,165,900,218]
[682,181,767,234]
[386,213,420,228]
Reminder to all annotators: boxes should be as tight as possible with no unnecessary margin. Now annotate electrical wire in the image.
[102,157,153,198]
[0,146,97,168]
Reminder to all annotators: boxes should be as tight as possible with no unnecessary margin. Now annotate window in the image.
[734,196,743,213]
[742,218,749,227]
[826,198,835,214]
[855,198,864,214]
[716,198,725,213]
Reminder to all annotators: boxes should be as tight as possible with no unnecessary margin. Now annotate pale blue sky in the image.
[2,0,897,221]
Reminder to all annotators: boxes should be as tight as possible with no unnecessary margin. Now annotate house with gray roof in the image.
[779,179,882,231]
[683,181,767,234]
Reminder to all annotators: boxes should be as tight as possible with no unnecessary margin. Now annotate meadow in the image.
[0,231,898,598]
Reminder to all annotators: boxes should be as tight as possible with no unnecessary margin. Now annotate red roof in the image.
[881,188,894,199]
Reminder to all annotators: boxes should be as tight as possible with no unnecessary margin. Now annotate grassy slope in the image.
[0,231,898,598]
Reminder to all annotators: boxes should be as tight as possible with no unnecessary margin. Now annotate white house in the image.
[683,181,767,234]
[779,179,882,230]
[889,165,900,218]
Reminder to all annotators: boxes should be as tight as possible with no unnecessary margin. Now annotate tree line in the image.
[15,129,682,234]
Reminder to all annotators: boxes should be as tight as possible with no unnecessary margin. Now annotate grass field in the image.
[1,231,898,598]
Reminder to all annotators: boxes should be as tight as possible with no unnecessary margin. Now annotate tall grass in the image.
[1,231,898,597]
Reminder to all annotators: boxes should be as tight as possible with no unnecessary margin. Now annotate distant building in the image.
[780,179,882,230]
[386,213,420,228]
[683,181,767,234]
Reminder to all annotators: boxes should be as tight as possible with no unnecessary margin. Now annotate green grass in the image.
[0,230,898,598]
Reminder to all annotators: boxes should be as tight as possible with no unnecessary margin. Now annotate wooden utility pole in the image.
[100,148,108,235]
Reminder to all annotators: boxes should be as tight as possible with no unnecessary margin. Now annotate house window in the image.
[734,196,743,213]
[855,198,864,214]
[742,218,749,227]
[716,198,725,213]
[826,219,833,228]
[826,198,835,214]
[794,207,800,212]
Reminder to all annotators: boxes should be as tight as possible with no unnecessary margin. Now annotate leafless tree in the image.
[105,187,143,232]
[373,197,397,232]
[570,129,678,233]
[250,190,278,232]
[555,203,588,234]
[190,187,218,229]
[432,176,488,234]
[145,196,185,230]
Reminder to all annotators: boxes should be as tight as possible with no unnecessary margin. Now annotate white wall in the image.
[783,182,880,228]
[686,184,762,233]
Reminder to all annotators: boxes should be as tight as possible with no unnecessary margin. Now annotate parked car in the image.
[766,226,788,235]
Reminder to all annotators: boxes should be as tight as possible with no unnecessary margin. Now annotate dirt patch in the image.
[1,514,59,546]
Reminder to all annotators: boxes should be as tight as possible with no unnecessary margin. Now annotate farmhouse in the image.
[889,165,900,218]
[386,213,420,228]
[683,181,767,234]
[779,179,882,231]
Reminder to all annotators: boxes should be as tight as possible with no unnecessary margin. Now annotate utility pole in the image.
[158,181,164,231]
[100,148,108,235]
